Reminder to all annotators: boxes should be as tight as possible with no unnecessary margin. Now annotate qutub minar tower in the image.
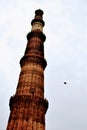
[6,9,48,130]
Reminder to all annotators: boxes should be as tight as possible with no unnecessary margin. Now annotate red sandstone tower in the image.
[6,9,48,130]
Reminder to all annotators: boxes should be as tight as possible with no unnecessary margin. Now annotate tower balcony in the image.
[20,55,47,69]
[27,31,46,42]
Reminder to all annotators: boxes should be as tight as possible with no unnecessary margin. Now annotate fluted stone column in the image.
[6,9,48,130]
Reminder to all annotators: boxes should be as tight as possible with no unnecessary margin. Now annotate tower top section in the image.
[31,9,45,32]
[35,9,44,17]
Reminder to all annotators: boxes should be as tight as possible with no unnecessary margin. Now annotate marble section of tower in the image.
[6,9,48,130]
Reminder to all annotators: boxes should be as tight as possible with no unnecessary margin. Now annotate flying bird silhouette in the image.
[64,82,67,84]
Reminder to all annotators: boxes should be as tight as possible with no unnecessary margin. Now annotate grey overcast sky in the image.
[0,0,87,130]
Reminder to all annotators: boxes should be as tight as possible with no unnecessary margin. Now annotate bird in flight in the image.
[64,82,67,84]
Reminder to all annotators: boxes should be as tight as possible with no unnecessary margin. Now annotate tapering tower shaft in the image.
[6,9,48,130]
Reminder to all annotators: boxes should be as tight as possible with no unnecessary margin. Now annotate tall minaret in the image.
[6,9,48,130]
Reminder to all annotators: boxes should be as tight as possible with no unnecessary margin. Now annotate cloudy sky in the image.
[0,0,87,130]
